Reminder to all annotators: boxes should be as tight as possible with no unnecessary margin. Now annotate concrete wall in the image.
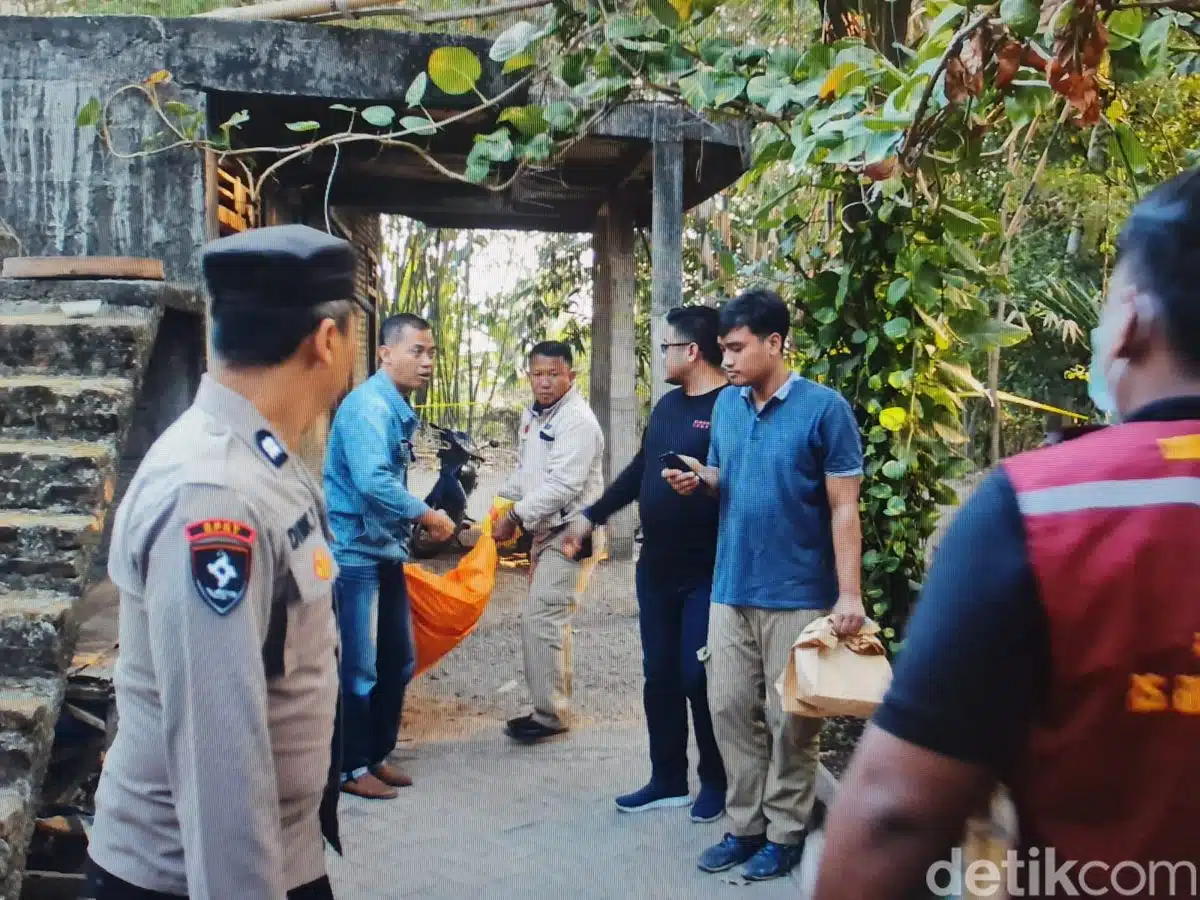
[0,22,208,281]
[0,14,513,286]
[92,304,206,578]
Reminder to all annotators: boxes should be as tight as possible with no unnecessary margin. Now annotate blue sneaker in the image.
[689,783,726,823]
[697,833,767,873]
[615,782,690,813]
[742,839,806,881]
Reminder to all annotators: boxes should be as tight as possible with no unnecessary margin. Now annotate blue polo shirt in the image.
[708,372,864,610]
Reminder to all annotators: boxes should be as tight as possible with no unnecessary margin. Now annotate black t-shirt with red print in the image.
[586,385,728,574]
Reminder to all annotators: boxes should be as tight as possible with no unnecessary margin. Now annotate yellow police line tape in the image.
[963,389,1091,422]
[419,393,1089,422]
[412,400,518,412]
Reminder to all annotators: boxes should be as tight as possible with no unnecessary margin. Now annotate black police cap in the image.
[201,224,372,315]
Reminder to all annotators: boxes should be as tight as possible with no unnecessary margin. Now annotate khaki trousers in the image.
[522,532,579,729]
[706,603,827,845]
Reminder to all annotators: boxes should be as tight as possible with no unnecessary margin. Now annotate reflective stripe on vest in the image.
[1017,475,1200,516]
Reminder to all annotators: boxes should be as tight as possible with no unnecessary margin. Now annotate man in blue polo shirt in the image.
[666,288,866,882]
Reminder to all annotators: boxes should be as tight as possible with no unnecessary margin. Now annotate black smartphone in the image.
[658,451,691,471]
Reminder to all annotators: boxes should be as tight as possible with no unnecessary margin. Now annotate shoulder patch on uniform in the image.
[186,519,255,615]
[254,429,289,468]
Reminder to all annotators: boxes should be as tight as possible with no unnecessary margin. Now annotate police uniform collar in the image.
[194,374,293,470]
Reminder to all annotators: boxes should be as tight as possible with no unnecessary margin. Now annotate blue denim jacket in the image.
[323,371,430,566]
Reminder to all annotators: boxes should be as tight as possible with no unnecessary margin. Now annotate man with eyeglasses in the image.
[565,305,731,824]
[323,313,456,800]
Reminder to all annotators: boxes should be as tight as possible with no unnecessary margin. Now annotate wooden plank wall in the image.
[216,165,258,236]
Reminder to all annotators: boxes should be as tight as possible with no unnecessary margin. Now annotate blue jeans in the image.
[335,561,414,779]
[636,561,726,793]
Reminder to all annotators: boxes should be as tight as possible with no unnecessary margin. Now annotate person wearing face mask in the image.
[323,314,457,800]
[812,168,1200,900]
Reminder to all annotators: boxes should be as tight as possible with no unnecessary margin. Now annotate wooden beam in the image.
[650,108,685,404]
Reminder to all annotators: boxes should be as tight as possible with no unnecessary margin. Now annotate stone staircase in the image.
[0,297,159,899]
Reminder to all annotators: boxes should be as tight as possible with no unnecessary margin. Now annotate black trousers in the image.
[635,561,726,792]
[86,860,335,900]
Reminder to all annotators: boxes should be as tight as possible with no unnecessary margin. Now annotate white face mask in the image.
[1088,322,1118,419]
[1088,303,1133,423]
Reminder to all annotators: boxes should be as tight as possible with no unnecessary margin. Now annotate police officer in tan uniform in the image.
[86,224,369,900]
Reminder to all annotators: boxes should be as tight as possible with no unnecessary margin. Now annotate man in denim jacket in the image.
[324,313,455,800]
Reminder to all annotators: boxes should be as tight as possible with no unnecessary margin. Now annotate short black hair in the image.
[529,340,573,367]
[666,305,722,367]
[381,313,433,346]
[718,288,791,343]
[1114,167,1200,374]
[212,300,355,367]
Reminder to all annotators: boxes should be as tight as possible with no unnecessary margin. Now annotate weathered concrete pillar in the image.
[650,108,685,405]
[590,195,639,560]
[589,205,613,439]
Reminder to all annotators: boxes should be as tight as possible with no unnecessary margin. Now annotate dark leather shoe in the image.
[697,833,767,873]
[504,714,568,743]
[372,762,413,788]
[341,772,398,800]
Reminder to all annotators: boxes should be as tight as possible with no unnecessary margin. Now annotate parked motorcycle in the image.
[409,423,498,559]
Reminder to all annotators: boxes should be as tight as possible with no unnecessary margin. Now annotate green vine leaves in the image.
[73,0,1191,207]
[73,41,578,203]
[72,0,1192,648]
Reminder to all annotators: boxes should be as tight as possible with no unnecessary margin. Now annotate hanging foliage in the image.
[77,0,1198,646]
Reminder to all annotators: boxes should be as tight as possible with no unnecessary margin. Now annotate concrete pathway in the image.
[325,468,825,899]
[74,465,829,898]
[325,724,823,900]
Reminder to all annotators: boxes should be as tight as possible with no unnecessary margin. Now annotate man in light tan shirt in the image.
[492,340,604,743]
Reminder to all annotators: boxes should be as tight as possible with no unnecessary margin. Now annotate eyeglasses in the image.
[660,342,693,353]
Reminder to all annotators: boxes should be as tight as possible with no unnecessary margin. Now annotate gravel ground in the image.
[76,458,876,774]
[402,465,870,776]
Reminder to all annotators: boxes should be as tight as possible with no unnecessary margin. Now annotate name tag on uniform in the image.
[287,509,315,550]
